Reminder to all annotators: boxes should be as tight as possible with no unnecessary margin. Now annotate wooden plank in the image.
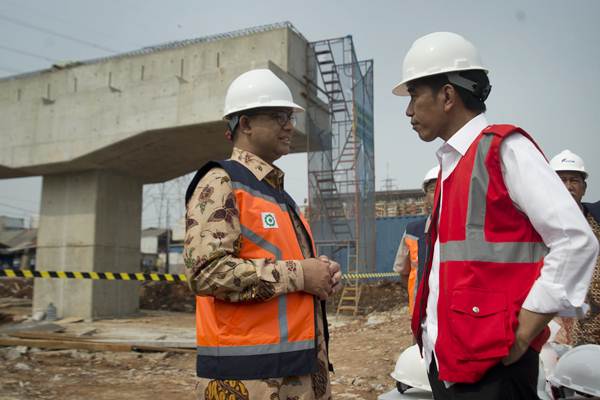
[0,337,133,352]
[0,337,195,353]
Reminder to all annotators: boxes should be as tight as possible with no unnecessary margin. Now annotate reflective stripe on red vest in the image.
[412,124,551,384]
[186,160,318,380]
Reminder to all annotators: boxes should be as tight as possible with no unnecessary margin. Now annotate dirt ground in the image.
[0,279,413,400]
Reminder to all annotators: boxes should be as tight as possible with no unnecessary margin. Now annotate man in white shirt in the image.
[392,32,598,400]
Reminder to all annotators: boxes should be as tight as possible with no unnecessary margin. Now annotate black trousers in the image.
[427,348,540,400]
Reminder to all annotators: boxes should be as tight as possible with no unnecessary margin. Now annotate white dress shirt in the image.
[422,113,599,380]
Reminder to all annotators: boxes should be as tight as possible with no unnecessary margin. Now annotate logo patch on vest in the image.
[261,212,278,229]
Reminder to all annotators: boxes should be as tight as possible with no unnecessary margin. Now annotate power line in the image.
[0,13,118,54]
[2,0,143,49]
[0,44,59,63]
[0,201,38,214]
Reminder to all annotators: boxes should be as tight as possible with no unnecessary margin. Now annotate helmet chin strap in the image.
[447,72,492,102]
[224,115,240,141]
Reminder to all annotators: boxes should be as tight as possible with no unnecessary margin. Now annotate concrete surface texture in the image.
[0,23,320,318]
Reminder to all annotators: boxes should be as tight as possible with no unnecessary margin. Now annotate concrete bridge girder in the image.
[0,23,324,318]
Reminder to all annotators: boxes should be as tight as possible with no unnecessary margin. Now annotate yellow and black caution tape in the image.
[0,269,187,282]
[0,269,400,282]
[343,272,401,280]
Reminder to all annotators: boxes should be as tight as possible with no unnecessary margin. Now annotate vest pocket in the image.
[448,288,509,360]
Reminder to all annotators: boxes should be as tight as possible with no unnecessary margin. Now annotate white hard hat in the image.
[390,344,432,393]
[548,344,600,397]
[392,32,488,96]
[223,69,304,118]
[423,166,440,187]
[550,150,588,179]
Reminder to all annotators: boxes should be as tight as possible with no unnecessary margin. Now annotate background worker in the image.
[184,69,341,400]
[392,32,598,399]
[394,165,439,316]
[551,149,600,345]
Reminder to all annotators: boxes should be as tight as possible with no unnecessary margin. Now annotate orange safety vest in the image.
[403,217,428,315]
[412,125,550,383]
[185,160,321,380]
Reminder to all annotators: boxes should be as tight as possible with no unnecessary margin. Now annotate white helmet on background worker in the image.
[549,149,588,179]
[422,166,440,190]
[392,32,490,101]
[223,68,304,118]
[390,344,432,393]
[548,344,600,398]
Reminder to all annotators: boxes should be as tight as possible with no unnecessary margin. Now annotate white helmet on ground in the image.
[223,69,304,118]
[550,150,588,179]
[392,32,489,98]
[422,166,440,190]
[390,344,432,393]
[548,344,600,398]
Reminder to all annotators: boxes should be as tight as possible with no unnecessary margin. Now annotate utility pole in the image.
[165,198,170,273]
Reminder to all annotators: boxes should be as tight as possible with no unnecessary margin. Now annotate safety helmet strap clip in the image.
[447,72,491,102]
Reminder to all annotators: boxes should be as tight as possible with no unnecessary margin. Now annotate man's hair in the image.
[417,70,490,113]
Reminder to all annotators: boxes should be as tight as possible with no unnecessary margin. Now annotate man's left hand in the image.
[501,336,529,366]
[501,308,555,366]
[318,255,343,294]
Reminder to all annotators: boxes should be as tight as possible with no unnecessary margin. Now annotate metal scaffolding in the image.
[305,36,375,315]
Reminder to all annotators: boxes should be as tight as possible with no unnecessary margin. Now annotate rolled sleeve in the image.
[393,232,411,275]
[501,135,599,315]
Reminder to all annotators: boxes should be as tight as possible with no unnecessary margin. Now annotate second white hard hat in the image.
[550,149,588,179]
[423,166,440,187]
[548,344,600,397]
[223,69,304,118]
[390,344,432,393]
[392,32,488,96]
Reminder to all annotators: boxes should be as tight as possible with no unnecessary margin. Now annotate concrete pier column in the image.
[33,170,142,319]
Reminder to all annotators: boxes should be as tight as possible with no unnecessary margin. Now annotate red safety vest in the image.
[412,124,550,383]
[186,160,318,380]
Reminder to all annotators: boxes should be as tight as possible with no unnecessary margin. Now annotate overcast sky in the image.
[1,0,599,229]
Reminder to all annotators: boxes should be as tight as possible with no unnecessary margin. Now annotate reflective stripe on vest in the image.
[196,224,314,358]
[440,134,548,263]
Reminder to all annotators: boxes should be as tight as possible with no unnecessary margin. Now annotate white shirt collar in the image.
[438,113,489,157]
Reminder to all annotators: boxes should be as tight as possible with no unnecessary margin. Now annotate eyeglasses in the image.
[245,110,297,128]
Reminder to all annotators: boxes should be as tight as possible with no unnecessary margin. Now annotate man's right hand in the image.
[300,258,334,300]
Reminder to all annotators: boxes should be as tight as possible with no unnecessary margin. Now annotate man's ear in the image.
[238,115,252,135]
[440,83,458,112]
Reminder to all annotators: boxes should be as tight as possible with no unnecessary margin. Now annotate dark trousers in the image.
[427,348,540,400]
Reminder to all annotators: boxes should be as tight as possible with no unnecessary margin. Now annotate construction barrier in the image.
[0,269,401,282]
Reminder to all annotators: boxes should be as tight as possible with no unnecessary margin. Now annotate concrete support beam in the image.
[33,170,142,319]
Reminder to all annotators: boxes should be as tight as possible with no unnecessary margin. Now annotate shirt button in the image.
[472,306,480,314]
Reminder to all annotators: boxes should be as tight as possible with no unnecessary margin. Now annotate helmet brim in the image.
[223,101,304,120]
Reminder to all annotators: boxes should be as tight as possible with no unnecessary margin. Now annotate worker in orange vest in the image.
[392,32,598,399]
[184,69,342,400]
[394,165,438,316]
